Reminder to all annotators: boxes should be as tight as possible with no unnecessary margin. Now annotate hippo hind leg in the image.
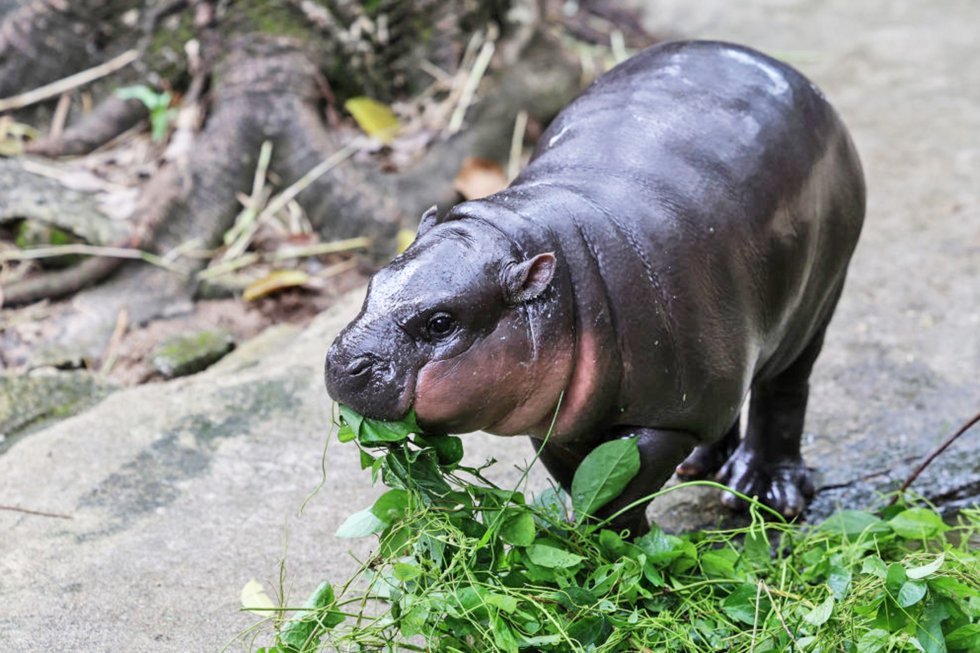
[716,324,829,518]
[675,420,741,480]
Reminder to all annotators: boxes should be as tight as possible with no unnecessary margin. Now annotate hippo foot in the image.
[716,445,814,518]
[676,438,738,480]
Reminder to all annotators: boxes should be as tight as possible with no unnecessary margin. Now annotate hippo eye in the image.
[426,312,457,338]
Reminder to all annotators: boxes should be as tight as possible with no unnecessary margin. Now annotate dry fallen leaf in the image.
[453,157,507,200]
[345,97,401,144]
[243,269,310,301]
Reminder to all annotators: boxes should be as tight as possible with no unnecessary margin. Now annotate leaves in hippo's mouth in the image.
[336,404,421,445]
[336,403,465,503]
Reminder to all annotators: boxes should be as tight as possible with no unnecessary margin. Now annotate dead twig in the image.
[0,244,180,272]
[99,307,129,374]
[49,92,72,141]
[270,237,371,261]
[890,409,980,504]
[0,50,140,113]
[448,32,497,133]
[0,504,73,520]
[508,109,528,181]
[759,580,802,651]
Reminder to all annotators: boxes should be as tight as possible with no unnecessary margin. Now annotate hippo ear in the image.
[503,252,556,305]
[416,205,441,238]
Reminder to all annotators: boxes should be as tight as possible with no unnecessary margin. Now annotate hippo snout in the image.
[325,340,414,422]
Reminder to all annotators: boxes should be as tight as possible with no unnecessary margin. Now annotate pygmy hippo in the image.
[326,40,865,535]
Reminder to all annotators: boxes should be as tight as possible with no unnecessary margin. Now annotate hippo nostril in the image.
[347,356,374,377]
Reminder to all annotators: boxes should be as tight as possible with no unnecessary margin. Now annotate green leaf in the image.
[819,510,891,538]
[338,405,421,446]
[886,563,908,593]
[907,553,945,580]
[945,624,980,650]
[360,416,417,445]
[338,405,364,440]
[499,511,535,547]
[928,576,980,601]
[916,598,949,653]
[862,556,888,579]
[384,448,452,499]
[567,615,612,647]
[571,437,641,519]
[393,562,421,582]
[722,583,770,626]
[857,628,890,653]
[897,580,928,608]
[742,528,771,564]
[370,489,410,524]
[552,586,597,610]
[701,550,737,578]
[875,596,908,632]
[337,422,356,443]
[336,507,385,538]
[485,593,518,614]
[416,433,464,467]
[358,449,375,469]
[888,508,947,539]
[278,582,344,653]
[526,543,585,569]
[636,526,684,565]
[804,593,835,626]
[828,564,853,600]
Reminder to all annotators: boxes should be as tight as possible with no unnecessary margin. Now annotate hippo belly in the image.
[327,40,865,534]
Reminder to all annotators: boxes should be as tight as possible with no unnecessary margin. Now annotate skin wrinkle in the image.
[571,223,624,423]
[538,181,677,418]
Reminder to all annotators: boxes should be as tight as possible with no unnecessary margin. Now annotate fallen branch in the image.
[890,409,980,504]
[0,49,140,112]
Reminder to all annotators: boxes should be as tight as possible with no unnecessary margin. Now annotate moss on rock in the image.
[151,328,236,379]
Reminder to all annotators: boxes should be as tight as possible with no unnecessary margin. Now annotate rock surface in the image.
[1,0,979,650]
[0,369,116,454]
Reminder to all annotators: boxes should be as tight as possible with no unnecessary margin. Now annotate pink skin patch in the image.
[414,312,574,436]
[531,327,606,440]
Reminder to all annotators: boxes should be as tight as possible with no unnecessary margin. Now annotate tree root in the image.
[25,96,147,157]
[0,0,143,99]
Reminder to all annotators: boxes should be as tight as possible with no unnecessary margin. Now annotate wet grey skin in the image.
[326,40,865,536]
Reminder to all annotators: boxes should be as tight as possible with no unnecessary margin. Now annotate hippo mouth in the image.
[325,348,417,423]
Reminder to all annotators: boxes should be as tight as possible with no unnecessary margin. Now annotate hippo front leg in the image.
[532,428,699,537]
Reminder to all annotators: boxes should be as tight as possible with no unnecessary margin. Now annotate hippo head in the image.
[326,207,571,435]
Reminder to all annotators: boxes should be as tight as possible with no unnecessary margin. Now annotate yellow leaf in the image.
[240,579,276,614]
[396,228,416,253]
[243,269,310,301]
[344,97,401,144]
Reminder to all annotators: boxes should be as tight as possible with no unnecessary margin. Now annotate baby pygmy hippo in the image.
[326,40,865,535]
